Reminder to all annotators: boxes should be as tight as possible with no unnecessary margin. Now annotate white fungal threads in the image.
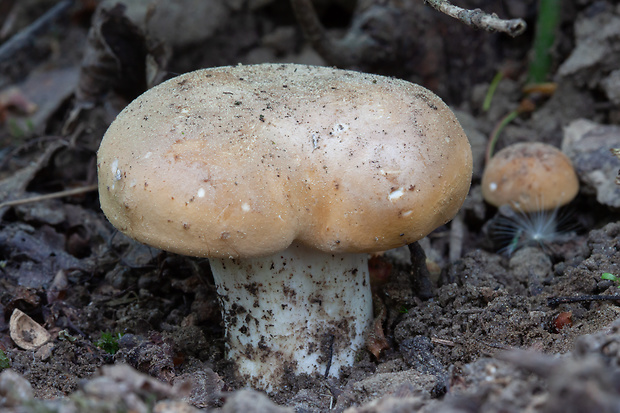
[489,182,498,192]
[388,187,405,202]
[241,202,251,212]
[197,188,205,198]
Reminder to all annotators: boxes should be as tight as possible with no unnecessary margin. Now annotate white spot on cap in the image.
[332,122,349,136]
[402,210,413,217]
[489,182,498,192]
[111,159,121,181]
[241,203,251,212]
[311,133,320,150]
[144,152,152,159]
[388,187,405,202]
[197,188,205,198]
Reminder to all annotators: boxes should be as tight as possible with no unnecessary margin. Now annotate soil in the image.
[1,0,620,412]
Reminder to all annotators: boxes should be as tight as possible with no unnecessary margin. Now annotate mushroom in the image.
[481,142,579,212]
[97,63,472,391]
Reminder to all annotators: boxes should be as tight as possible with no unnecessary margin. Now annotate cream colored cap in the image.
[481,142,579,212]
[97,64,472,258]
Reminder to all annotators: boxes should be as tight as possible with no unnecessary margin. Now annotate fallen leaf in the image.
[9,308,51,350]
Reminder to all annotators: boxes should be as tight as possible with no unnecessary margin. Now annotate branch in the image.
[0,184,98,209]
[425,0,526,37]
[290,0,527,68]
[0,0,74,63]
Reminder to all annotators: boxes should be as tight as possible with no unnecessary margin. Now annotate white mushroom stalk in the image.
[210,243,371,392]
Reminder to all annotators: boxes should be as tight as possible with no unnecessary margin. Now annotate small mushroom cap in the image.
[97,64,472,258]
[481,142,579,212]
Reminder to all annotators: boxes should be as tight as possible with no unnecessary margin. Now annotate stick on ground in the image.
[425,0,526,37]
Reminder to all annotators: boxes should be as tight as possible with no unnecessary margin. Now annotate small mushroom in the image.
[97,63,472,391]
[481,142,579,212]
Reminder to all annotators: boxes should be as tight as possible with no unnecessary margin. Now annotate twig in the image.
[291,0,526,68]
[425,0,526,37]
[409,242,434,300]
[0,0,74,63]
[0,184,98,209]
[431,337,456,347]
[547,295,620,308]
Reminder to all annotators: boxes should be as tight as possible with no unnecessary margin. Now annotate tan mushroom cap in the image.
[481,142,579,212]
[97,64,473,258]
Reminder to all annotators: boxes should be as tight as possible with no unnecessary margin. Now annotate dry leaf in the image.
[9,309,51,350]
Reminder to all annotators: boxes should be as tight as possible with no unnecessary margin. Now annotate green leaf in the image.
[95,332,123,354]
[601,273,620,283]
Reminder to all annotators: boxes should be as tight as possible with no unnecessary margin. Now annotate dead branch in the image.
[290,0,526,68]
[425,0,526,37]
[0,184,98,209]
[409,242,434,300]
[0,0,74,66]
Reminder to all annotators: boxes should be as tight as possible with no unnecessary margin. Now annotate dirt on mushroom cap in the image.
[97,63,472,258]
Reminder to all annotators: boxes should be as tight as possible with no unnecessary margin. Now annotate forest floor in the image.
[0,0,619,412]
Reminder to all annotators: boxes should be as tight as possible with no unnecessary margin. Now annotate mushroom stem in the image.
[209,243,372,392]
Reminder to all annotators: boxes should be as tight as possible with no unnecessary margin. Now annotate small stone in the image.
[35,342,55,361]
[0,369,34,407]
[563,119,620,208]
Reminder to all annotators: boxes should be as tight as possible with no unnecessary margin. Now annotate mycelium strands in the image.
[209,242,372,392]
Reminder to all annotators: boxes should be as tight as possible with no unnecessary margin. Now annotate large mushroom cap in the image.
[481,142,579,212]
[97,63,473,258]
